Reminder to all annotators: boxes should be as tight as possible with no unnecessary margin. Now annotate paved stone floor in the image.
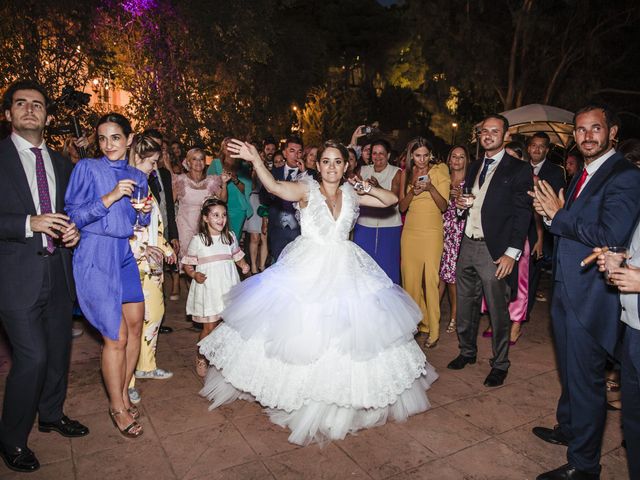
[0,281,630,479]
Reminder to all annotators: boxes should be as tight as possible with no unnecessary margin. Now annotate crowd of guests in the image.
[3,78,640,479]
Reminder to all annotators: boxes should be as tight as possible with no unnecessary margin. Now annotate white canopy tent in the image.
[474,103,575,148]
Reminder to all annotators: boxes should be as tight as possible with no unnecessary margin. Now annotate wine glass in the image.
[131,184,146,230]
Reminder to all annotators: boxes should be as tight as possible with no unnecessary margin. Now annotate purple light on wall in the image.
[122,0,157,16]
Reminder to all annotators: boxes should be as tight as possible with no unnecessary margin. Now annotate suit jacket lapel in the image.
[568,154,620,210]
[1,138,37,214]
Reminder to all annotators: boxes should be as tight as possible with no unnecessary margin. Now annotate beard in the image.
[578,138,611,160]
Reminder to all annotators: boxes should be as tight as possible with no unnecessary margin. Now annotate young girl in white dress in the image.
[198,140,438,446]
[182,198,250,377]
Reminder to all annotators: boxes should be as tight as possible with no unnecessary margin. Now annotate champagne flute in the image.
[130,184,146,230]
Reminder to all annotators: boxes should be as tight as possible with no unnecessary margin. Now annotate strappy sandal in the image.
[109,409,143,438]
[128,405,140,420]
[446,318,456,334]
[424,337,439,349]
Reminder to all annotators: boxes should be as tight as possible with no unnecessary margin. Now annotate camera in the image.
[361,125,373,136]
[57,85,91,111]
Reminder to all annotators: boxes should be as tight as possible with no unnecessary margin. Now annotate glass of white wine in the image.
[131,185,146,230]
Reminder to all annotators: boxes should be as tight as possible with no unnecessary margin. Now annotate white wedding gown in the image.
[199,177,438,445]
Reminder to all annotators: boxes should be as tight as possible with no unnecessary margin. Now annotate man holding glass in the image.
[531,104,640,480]
[0,80,87,473]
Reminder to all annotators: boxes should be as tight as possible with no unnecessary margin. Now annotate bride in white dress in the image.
[199,139,438,445]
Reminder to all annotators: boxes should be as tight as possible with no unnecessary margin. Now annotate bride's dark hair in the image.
[317,140,349,164]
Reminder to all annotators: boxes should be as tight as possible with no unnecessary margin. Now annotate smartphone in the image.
[417,174,430,183]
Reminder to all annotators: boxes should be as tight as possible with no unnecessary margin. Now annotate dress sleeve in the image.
[181,235,200,265]
[230,232,245,262]
[433,164,451,202]
[64,160,109,230]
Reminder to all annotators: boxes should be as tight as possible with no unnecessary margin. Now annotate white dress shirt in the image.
[11,133,56,247]
[531,158,546,176]
[284,166,298,181]
[573,148,616,199]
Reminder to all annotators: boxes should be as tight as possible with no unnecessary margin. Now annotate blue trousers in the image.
[551,280,607,475]
[353,224,401,284]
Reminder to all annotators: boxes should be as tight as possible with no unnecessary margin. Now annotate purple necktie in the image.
[30,147,55,253]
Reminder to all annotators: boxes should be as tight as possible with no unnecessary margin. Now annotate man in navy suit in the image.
[260,135,303,261]
[447,114,532,387]
[531,104,640,480]
[0,80,88,473]
[527,132,566,318]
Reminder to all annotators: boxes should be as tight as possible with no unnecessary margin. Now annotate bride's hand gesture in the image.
[347,175,372,195]
[227,139,261,165]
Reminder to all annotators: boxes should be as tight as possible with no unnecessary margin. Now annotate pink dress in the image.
[173,174,223,269]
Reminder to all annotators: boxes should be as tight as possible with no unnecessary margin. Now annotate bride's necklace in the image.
[320,185,341,216]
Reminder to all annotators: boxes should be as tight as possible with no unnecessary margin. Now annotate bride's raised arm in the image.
[227,139,308,202]
[347,176,399,208]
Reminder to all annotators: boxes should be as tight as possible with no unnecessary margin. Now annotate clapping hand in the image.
[528,180,565,220]
[227,139,261,164]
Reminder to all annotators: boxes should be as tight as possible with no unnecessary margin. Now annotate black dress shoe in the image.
[0,445,39,473]
[532,425,569,446]
[158,326,173,334]
[38,415,89,437]
[483,368,507,387]
[447,355,476,370]
[537,463,599,479]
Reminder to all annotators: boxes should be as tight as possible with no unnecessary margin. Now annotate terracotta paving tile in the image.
[75,441,176,480]
[0,459,75,480]
[424,371,479,407]
[132,367,203,402]
[144,392,227,438]
[601,453,630,480]
[192,460,274,480]
[232,413,300,458]
[25,429,72,465]
[218,399,265,420]
[64,383,110,417]
[444,437,543,479]
[67,360,103,388]
[263,443,370,480]
[443,393,531,436]
[160,423,257,479]
[400,406,490,457]
[487,379,557,420]
[385,458,465,480]
[336,422,435,479]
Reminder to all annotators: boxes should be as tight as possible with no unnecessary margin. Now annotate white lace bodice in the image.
[295,178,359,242]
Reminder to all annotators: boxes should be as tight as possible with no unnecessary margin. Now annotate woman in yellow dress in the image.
[399,138,450,348]
[127,135,177,405]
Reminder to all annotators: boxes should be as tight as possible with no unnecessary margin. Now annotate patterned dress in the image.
[439,180,465,284]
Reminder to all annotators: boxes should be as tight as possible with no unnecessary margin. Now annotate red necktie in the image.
[30,147,55,253]
[571,168,588,201]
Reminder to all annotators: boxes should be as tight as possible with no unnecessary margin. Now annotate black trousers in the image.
[268,226,300,262]
[0,253,73,449]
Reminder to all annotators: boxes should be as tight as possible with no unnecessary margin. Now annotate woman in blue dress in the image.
[65,113,150,438]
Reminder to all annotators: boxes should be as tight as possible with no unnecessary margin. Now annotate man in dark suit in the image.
[531,104,640,480]
[260,135,303,261]
[0,80,88,473]
[527,132,566,319]
[447,113,532,388]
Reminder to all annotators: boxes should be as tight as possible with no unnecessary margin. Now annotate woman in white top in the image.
[352,139,402,283]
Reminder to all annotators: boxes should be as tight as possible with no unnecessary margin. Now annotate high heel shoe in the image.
[109,409,143,438]
[127,405,140,420]
[424,337,439,349]
[446,318,456,334]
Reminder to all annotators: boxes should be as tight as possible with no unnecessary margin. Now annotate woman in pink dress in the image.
[173,148,228,270]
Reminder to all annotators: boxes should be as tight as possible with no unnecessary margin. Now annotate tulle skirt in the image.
[198,236,438,445]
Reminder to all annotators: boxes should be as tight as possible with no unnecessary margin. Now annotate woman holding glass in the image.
[127,135,177,404]
[65,113,151,438]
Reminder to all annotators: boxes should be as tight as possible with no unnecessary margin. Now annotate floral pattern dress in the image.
[439,180,465,284]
